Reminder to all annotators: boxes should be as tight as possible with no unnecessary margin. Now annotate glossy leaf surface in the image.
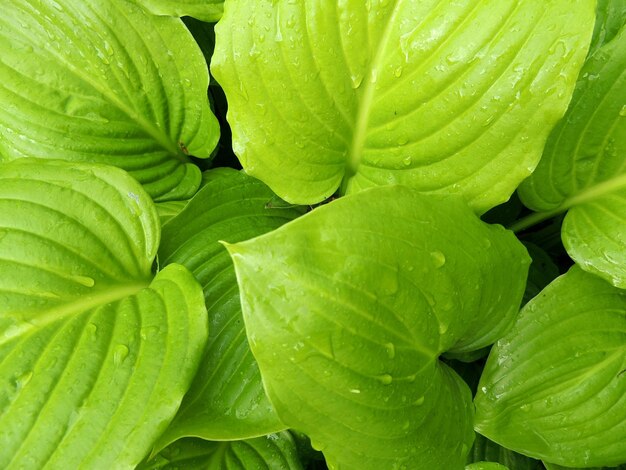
[0,160,208,467]
[227,186,530,469]
[467,434,543,470]
[139,433,302,470]
[0,0,219,201]
[518,26,626,287]
[156,169,304,445]
[475,267,626,467]
[213,0,594,212]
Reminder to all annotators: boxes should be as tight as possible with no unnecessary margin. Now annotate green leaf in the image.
[465,463,509,470]
[131,0,223,22]
[544,462,626,470]
[156,200,189,225]
[155,168,305,445]
[589,0,626,54]
[474,266,626,467]
[467,434,543,470]
[226,186,530,469]
[0,0,219,201]
[517,26,626,288]
[0,159,208,468]
[139,432,303,470]
[522,242,560,305]
[212,0,595,212]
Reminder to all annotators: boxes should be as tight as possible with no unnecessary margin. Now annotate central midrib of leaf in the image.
[342,0,403,190]
[1,280,151,346]
[35,33,190,163]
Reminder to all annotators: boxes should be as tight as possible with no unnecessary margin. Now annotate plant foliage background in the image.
[0,0,624,469]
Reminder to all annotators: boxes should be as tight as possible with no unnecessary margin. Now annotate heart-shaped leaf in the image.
[0,159,208,468]
[139,432,303,470]
[155,168,305,445]
[0,0,219,201]
[226,186,530,469]
[475,266,626,467]
[517,26,626,288]
[212,0,595,212]
[131,0,223,22]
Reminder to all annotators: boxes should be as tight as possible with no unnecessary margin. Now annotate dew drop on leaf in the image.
[430,251,446,268]
[384,342,396,359]
[113,344,129,366]
[15,371,33,391]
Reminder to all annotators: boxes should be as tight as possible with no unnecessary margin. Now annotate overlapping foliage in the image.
[0,1,624,469]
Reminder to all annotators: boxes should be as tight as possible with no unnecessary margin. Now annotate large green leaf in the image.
[474,267,626,467]
[544,462,626,470]
[155,168,305,445]
[0,0,219,201]
[212,0,595,212]
[465,464,509,470]
[467,434,543,470]
[0,160,208,468]
[517,26,626,288]
[131,0,223,22]
[139,432,303,469]
[226,186,530,469]
[589,0,626,54]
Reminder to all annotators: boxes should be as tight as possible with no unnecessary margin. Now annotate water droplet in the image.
[394,66,403,78]
[402,156,412,166]
[349,388,361,394]
[430,251,446,268]
[86,322,98,338]
[113,344,129,366]
[16,371,33,391]
[438,322,449,334]
[377,374,393,385]
[73,275,95,287]
[619,105,626,117]
[384,342,396,359]
[350,73,364,89]
[413,396,425,406]
[370,69,378,84]
[140,326,159,340]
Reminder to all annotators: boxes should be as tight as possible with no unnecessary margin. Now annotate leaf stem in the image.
[509,172,626,233]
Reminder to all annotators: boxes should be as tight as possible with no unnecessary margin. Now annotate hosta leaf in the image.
[226,186,530,469]
[139,433,303,470]
[131,0,223,22]
[522,242,560,304]
[0,0,219,201]
[466,464,509,470]
[589,0,626,54]
[0,160,208,468]
[212,0,595,212]
[517,26,626,288]
[544,462,626,470]
[474,267,626,467]
[155,168,304,445]
[467,434,543,470]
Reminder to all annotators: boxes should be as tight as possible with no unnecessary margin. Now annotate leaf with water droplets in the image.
[138,432,303,470]
[518,26,626,288]
[0,0,219,201]
[153,168,305,446]
[475,266,626,467]
[226,186,529,469]
[0,159,208,468]
[213,0,595,212]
